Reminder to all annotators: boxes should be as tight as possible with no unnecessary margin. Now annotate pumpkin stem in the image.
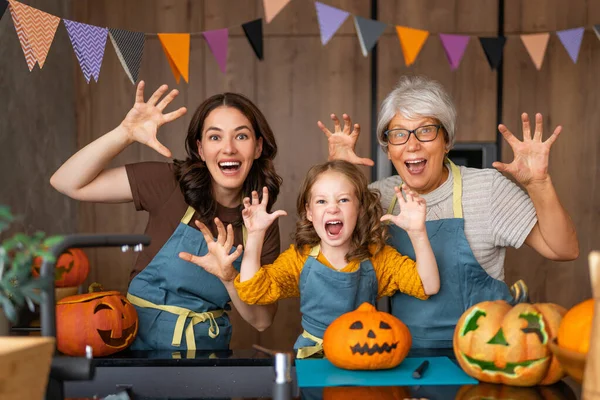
[88,282,104,293]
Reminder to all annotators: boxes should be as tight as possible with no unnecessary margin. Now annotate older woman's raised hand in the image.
[178,218,242,282]
[242,187,287,234]
[381,184,427,234]
[119,81,187,158]
[493,113,562,187]
[318,113,375,166]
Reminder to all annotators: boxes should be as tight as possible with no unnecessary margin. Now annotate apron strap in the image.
[296,330,324,359]
[181,206,248,247]
[127,293,224,351]
[386,159,463,219]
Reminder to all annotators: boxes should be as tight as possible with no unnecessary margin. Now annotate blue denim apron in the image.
[388,161,513,348]
[127,206,243,352]
[294,246,378,358]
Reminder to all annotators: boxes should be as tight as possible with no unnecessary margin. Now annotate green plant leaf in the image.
[0,297,17,323]
[42,235,64,247]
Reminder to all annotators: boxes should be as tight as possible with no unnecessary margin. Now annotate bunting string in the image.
[2,0,599,84]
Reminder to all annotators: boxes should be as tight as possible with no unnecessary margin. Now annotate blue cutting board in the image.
[295,356,477,387]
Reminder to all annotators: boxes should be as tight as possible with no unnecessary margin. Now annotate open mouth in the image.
[218,161,241,175]
[460,352,548,376]
[405,159,427,174]
[325,220,343,238]
[350,342,398,355]
[97,322,138,347]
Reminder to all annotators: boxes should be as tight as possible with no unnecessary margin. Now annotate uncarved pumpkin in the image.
[57,291,138,357]
[323,385,410,400]
[33,248,90,287]
[557,298,593,354]
[322,302,411,370]
[453,300,566,386]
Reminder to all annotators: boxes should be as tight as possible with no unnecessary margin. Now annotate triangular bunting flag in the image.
[263,0,291,24]
[395,26,429,66]
[556,27,584,64]
[9,0,60,71]
[63,19,108,83]
[203,28,228,74]
[520,33,550,70]
[242,19,263,60]
[353,16,387,57]
[479,36,506,70]
[315,2,349,46]
[439,34,470,71]
[109,28,145,84]
[1,1,7,22]
[593,25,600,42]
[158,33,190,83]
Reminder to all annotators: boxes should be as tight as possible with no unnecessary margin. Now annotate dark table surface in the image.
[64,347,582,400]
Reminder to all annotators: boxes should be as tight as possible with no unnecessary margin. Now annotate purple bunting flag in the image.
[556,27,585,64]
[439,34,470,71]
[64,19,108,83]
[203,28,228,74]
[315,2,349,46]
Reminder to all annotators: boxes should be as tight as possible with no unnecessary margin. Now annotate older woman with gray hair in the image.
[319,75,578,348]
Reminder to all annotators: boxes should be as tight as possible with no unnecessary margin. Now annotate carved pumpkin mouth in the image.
[350,342,398,355]
[459,352,548,376]
[97,322,138,348]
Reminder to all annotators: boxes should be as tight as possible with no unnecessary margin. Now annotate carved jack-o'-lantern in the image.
[323,302,411,370]
[32,248,90,287]
[453,300,566,387]
[323,385,410,400]
[57,291,138,357]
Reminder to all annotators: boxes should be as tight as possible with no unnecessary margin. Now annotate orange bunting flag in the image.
[263,0,292,24]
[395,26,429,66]
[520,33,550,70]
[9,0,60,71]
[158,33,190,83]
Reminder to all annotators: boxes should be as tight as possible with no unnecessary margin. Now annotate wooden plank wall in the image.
[66,0,599,350]
[71,0,371,350]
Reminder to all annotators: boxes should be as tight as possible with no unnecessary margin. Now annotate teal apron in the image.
[388,161,513,349]
[127,206,244,352]
[294,246,378,358]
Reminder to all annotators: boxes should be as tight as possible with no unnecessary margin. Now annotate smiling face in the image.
[386,113,449,194]
[305,171,359,256]
[197,106,263,203]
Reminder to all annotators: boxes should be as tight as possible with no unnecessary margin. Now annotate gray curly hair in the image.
[377,76,457,152]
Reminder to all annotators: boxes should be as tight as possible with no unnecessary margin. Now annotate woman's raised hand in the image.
[493,113,561,187]
[318,113,374,166]
[178,218,242,282]
[120,81,188,158]
[381,184,427,234]
[242,187,287,234]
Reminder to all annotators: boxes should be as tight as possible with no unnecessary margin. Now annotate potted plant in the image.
[0,205,63,335]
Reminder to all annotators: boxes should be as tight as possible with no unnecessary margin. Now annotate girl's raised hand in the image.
[317,113,374,166]
[380,184,427,234]
[120,81,187,158]
[179,218,242,282]
[242,187,287,234]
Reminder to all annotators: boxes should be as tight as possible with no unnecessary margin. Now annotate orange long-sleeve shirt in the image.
[234,244,428,305]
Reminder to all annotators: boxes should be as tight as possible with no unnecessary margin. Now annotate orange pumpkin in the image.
[33,248,90,287]
[322,302,411,370]
[323,385,410,400]
[455,382,576,400]
[57,291,138,357]
[557,298,594,354]
[453,300,566,386]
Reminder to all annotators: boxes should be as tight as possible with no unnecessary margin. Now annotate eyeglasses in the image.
[384,124,442,146]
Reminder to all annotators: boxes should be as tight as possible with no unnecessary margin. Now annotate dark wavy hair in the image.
[173,93,282,226]
[294,160,387,262]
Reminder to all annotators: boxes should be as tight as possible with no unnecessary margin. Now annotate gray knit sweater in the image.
[369,164,537,280]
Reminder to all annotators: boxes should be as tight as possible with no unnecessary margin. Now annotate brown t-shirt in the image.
[125,162,281,282]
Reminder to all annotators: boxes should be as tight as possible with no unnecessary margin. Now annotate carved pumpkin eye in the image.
[349,321,363,329]
[93,303,113,313]
[121,299,128,306]
[379,321,391,329]
[519,313,547,344]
